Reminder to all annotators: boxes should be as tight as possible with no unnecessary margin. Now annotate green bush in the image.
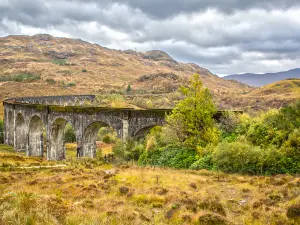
[66,82,76,87]
[52,59,68,65]
[113,140,145,161]
[212,138,262,174]
[0,120,4,144]
[102,134,111,144]
[190,154,214,170]
[97,127,117,143]
[82,69,87,72]
[138,145,198,169]
[0,73,41,82]
[46,78,56,84]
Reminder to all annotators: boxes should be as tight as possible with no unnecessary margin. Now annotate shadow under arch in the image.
[7,111,14,146]
[49,118,75,160]
[28,115,46,157]
[15,112,26,151]
[133,125,162,140]
[82,121,116,158]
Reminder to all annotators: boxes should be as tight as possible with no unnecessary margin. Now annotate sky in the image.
[1,0,300,76]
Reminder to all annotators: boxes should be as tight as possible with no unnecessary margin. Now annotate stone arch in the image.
[82,121,115,158]
[48,118,73,160]
[28,115,46,157]
[7,110,14,146]
[15,112,27,151]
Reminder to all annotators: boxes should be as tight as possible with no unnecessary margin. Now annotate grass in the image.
[0,144,299,224]
[52,59,68,66]
[0,73,41,82]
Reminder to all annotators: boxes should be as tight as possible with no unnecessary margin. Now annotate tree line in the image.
[114,74,300,175]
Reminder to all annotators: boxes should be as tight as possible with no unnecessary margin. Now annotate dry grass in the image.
[0,145,299,225]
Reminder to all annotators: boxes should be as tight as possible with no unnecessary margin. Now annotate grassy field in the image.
[0,145,299,225]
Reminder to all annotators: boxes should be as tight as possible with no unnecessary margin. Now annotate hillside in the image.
[1,34,300,117]
[249,79,300,98]
[224,68,300,87]
[0,34,253,118]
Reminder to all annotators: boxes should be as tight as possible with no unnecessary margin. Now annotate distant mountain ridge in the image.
[224,68,300,87]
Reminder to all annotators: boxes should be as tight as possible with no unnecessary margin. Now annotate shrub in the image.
[113,140,144,161]
[82,69,87,72]
[198,213,228,225]
[286,203,300,221]
[97,127,117,143]
[138,145,198,169]
[126,84,132,93]
[190,154,214,170]
[0,73,41,82]
[212,138,262,174]
[52,59,68,65]
[109,94,126,108]
[66,82,76,87]
[46,78,56,84]
[259,146,294,175]
[102,134,111,144]
[198,199,226,216]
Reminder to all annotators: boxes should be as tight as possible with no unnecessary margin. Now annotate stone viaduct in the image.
[3,95,170,161]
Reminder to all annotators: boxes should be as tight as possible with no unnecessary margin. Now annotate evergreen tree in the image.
[126,84,132,93]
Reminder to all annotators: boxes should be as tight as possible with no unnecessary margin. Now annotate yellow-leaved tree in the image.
[166,74,219,148]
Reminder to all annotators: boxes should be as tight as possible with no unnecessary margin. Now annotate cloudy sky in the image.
[1,0,300,76]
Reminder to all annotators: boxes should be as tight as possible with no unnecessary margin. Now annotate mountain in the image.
[224,68,300,87]
[0,34,252,119]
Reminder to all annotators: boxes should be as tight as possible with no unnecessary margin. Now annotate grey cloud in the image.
[1,0,300,75]
[102,0,300,18]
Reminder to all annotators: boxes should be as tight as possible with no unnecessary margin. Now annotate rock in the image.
[119,186,129,195]
[142,50,177,63]
[239,199,247,205]
[104,169,118,175]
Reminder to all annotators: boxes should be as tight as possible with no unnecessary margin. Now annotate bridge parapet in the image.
[5,94,96,106]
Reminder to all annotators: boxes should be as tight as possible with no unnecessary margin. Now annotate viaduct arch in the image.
[3,95,169,160]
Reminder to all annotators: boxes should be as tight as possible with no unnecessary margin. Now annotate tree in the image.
[166,74,219,147]
[64,123,76,143]
[126,84,132,93]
